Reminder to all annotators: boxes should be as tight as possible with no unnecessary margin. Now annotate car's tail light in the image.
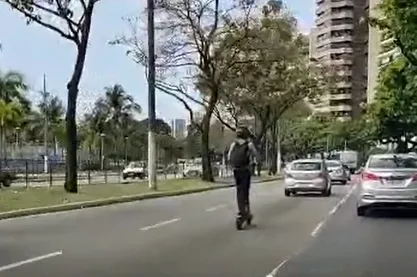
[318,172,325,179]
[362,171,379,181]
[412,174,417,181]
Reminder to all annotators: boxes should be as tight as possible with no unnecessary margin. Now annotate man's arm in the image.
[227,142,236,161]
[248,142,261,163]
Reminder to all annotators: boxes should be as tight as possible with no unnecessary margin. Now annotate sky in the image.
[0,0,315,122]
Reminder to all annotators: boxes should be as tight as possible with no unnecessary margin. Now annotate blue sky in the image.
[0,0,315,122]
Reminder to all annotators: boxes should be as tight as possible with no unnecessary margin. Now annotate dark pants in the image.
[233,168,251,218]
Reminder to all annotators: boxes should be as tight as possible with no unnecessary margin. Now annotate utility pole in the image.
[147,0,157,190]
[276,119,281,174]
[43,74,48,174]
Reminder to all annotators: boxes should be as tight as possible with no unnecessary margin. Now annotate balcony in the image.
[316,0,354,14]
[329,93,352,100]
[329,105,352,112]
[317,24,354,35]
[336,81,352,88]
[316,10,354,25]
[331,58,353,65]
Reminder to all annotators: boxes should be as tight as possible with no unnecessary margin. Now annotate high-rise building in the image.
[310,0,369,120]
[171,118,186,139]
[366,0,401,103]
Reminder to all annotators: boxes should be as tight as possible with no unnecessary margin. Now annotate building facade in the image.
[311,0,369,120]
[366,0,401,103]
[171,118,186,139]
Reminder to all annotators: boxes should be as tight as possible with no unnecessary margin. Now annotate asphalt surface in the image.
[0,178,395,277]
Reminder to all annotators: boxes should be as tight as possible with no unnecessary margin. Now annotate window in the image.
[291,162,322,171]
[368,156,417,169]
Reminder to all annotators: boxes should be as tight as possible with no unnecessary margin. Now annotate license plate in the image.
[385,180,405,187]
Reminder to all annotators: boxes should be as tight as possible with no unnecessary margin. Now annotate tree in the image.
[372,0,417,65]
[215,3,336,172]
[0,70,31,112]
[367,57,417,152]
[0,99,22,160]
[79,85,141,161]
[112,0,257,182]
[1,0,103,192]
[37,90,66,155]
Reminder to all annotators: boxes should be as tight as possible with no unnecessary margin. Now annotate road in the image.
[0,178,413,276]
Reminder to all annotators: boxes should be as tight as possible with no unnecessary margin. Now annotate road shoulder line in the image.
[0,251,63,272]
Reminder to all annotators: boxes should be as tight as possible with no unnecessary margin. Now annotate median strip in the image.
[0,176,281,220]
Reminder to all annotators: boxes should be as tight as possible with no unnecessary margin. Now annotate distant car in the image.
[325,160,348,185]
[357,153,417,216]
[122,161,146,180]
[284,159,331,197]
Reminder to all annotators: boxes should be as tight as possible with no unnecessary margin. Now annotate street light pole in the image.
[43,74,48,173]
[147,0,157,190]
[14,127,21,159]
[124,136,128,162]
[100,133,106,171]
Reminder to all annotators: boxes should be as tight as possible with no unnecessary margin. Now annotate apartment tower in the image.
[367,0,401,103]
[311,0,369,120]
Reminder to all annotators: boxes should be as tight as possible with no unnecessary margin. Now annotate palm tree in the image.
[0,99,23,160]
[0,70,31,112]
[102,84,141,156]
[37,91,65,155]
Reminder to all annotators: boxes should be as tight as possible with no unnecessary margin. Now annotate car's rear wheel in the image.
[122,174,128,180]
[284,189,291,197]
[322,186,331,197]
[357,206,366,216]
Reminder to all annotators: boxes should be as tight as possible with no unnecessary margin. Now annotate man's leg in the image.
[234,169,246,218]
[243,169,252,216]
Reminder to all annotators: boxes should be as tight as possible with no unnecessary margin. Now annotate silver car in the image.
[357,153,417,216]
[325,160,348,185]
[284,159,331,197]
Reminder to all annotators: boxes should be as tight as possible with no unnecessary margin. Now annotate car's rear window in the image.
[325,161,341,167]
[291,162,321,171]
[368,156,417,169]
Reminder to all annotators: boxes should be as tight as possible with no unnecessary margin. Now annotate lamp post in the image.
[124,135,129,163]
[100,133,106,171]
[14,127,21,158]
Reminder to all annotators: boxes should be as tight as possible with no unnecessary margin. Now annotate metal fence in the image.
[4,158,234,188]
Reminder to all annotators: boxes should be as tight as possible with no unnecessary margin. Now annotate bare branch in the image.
[3,0,76,41]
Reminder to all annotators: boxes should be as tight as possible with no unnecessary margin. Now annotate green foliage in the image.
[367,57,417,151]
[217,2,336,139]
[373,0,417,65]
[279,117,375,158]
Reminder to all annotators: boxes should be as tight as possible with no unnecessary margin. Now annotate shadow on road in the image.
[366,209,417,219]
[292,193,334,198]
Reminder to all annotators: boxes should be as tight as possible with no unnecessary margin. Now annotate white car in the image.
[325,160,349,185]
[284,159,331,197]
[122,162,146,180]
[183,163,202,177]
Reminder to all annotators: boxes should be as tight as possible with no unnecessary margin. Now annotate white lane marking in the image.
[313,184,357,237]
[0,251,63,272]
[311,221,324,237]
[266,259,288,277]
[267,185,358,276]
[140,218,180,231]
[205,204,227,212]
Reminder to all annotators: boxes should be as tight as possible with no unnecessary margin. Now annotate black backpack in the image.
[229,141,250,168]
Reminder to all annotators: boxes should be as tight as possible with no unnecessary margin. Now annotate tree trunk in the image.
[64,3,95,193]
[201,115,214,182]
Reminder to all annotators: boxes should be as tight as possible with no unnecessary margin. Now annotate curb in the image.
[0,184,233,220]
[0,176,282,221]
